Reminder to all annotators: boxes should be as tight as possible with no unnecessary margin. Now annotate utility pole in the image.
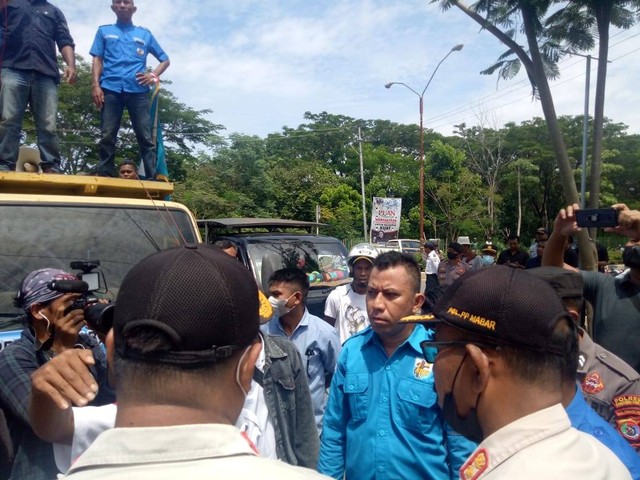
[357,127,368,241]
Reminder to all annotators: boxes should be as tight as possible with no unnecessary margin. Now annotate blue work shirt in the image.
[567,384,640,480]
[261,308,341,433]
[318,325,476,480]
[90,22,168,94]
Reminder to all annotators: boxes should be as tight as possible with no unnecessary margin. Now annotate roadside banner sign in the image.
[370,197,402,244]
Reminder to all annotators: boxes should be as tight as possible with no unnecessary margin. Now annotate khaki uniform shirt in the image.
[437,260,468,290]
[63,424,331,479]
[578,330,640,452]
[459,404,631,480]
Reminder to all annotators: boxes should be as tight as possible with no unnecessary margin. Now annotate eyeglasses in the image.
[420,340,502,363]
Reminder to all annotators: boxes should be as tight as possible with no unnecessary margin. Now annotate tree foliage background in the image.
[20,54,640,250]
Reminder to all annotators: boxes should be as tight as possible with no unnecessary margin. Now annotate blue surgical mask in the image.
[481,255,495,266]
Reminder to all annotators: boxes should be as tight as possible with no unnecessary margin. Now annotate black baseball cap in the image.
[525,267,583,299]
[113,244,259,367]
[400,266,572,355]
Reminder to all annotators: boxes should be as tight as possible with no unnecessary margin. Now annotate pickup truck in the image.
[0,171,201,350]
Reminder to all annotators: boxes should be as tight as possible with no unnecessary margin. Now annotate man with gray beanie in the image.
[0,268,112,479]
[62,244,329,479]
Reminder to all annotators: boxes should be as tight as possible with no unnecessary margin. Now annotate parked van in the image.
[384,238,422,255]
[199,218,350,318]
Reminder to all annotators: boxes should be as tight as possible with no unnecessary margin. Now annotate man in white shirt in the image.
[324,244,379,344]
[422,241,441,314]
[405,267,631,479]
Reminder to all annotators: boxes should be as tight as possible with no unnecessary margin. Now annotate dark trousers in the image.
[422,273,441,313]
[97,89,156,179]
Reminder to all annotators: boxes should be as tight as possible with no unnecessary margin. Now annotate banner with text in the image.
[370,197,402,244]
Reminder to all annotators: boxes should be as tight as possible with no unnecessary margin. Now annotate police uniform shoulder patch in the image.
[613,394,640,448]
[582,371,605,394]
[413,358,432,379]
[460,449,488,480]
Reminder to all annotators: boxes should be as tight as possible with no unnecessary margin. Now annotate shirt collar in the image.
[365,323,428,355]
[477,404,570,473]
[67,424,256,473]
[276,308,309,334]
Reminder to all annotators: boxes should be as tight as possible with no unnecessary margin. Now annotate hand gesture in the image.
[31,349,98,410]
[607,204,640,241]
[553,203,581,236]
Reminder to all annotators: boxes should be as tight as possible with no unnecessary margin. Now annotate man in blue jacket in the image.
[318,251,475,479]
[90,0,170,179]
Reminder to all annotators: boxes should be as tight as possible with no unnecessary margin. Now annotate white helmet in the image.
[348,243,380,267]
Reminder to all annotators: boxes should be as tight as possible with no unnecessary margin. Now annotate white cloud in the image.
[53,0,640,137]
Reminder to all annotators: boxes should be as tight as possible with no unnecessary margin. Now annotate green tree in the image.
[424,140,486,242]
[546,0,640,240]
[433,0,596,269]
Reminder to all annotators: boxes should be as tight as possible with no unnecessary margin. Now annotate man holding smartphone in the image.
[543,203,640,450]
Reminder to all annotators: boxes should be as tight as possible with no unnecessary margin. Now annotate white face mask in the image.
[268,292,298,317]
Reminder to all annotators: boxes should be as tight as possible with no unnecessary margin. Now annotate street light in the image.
[385,43,463,242]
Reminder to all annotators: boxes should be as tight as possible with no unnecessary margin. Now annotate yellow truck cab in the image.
[0,172,201,349]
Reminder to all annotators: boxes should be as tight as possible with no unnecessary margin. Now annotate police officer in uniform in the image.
[437,242,469,291]
[528,267,640,453]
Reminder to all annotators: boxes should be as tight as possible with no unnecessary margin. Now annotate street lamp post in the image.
[385,44,463,242]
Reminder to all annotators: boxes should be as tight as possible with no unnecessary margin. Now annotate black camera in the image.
[47,260,114,335]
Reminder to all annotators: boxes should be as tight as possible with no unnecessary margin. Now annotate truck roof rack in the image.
[197,218,327,238]
[0,172,173,200]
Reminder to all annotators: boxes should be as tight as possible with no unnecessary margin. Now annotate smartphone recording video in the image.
[575,208,618,228]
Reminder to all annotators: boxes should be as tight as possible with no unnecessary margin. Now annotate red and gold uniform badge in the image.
[582,371,605,394]
[460,449,488,480]
[613,394,640,448]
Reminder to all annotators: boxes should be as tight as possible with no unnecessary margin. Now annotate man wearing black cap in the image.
[62,245,329,479]
[406,267,630,479]
[529,227,548,258]
[0,268,113,480]
[29,294,320,472]
[437,242,469,292]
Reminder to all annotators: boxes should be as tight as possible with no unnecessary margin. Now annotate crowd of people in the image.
[1,1,640,478]
[0,0,166,180]
[0,202,637,479]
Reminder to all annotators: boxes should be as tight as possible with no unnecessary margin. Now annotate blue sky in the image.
[56,0,640,139]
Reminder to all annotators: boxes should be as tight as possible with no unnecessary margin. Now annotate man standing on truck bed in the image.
[90,0,170,180]
[0,0,76,173]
